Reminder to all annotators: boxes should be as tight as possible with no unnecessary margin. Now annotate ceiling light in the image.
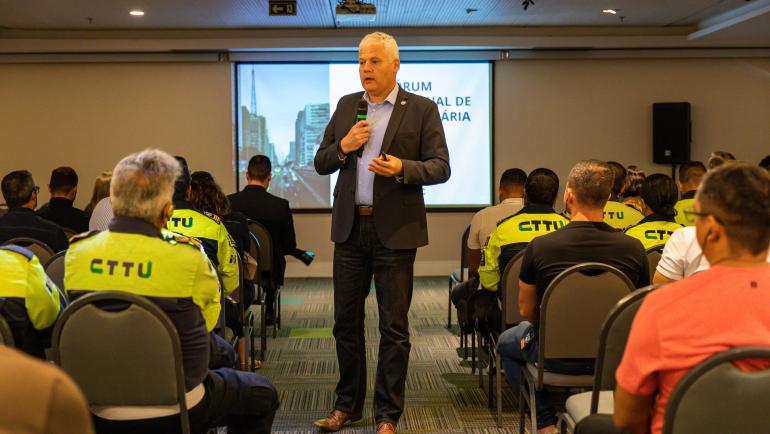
[129,10,145,16]
[602,9,617,14]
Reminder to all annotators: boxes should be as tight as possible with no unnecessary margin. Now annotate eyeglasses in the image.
[683,209,724,225]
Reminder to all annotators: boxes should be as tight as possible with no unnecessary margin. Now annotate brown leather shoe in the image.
[376,421,397,434]
[313,409,362,432]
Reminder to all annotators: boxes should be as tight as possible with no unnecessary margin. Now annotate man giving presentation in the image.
[313,32,450,434]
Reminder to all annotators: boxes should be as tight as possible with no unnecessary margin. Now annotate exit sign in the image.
[269,1,297,16]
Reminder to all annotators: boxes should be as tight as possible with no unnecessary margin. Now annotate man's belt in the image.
[357,206,374,216]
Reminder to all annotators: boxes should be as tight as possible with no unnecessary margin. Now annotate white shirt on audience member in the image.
[656,226,770,280]
[88,197,113,232]
[467,197,524,250]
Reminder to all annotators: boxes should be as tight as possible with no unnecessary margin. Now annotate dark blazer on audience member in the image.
[228,186,296,285]
[314,87,450,249]
[0,208,69,253]
[36,198,89,233]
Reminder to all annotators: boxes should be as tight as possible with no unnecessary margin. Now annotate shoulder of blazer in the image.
[398,88,434,109]
[339,91,366,108]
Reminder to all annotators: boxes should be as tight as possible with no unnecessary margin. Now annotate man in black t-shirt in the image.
[497,160,649,434]
[36,166,89,233]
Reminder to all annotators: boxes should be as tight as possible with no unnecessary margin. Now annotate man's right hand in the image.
[339,121,369,155]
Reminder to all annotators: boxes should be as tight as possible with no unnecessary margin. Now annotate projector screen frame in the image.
[233,59,494,213]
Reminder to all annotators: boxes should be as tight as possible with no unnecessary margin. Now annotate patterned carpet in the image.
[258,277,525,433]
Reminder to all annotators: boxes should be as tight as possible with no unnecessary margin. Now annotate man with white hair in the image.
[64,149,278,434]
[314,32,450,434]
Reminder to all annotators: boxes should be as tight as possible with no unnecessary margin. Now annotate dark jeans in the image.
[332,214,416,424]
[497,323,594,429]
[93,368,279,434]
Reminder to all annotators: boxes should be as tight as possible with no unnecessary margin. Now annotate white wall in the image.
[1,57,769,277]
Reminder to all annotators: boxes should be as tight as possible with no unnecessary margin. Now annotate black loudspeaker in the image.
[653,102,691,164]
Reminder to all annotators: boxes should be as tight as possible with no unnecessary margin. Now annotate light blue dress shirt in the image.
[355,85,399,206]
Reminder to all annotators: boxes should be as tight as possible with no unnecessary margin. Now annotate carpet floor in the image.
[257,277,525,434]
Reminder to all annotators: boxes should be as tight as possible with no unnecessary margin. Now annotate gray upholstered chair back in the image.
[248,220,273,273]
[664,346,770,434]
[591,285,659,413]
[645,247,663,281]
[540,263,635,360]
[0,312,14,346]
[459,225,470,281]
[44,251,67,291]
[500,250,526,327]
[2,238,55,264]
[52,291,188,426]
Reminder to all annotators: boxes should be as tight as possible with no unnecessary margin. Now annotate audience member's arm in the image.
[25,256,61,330]
[614,387,652,434]
[284,202,298,255]
[54,228,69,253]
[216,229,240,296]
[652,272,676,285]
[518,280,538,323]
[517,245,538,322]
[654,229,687,282]
[45,373,95,434]
[191,252,222,332]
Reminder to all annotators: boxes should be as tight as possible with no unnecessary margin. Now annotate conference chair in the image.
[43,250,69,308]
[228,252,259,371]
[52,292,192,434]
[62,227,78,239]
[560,285,660,433]
[519,263,635,434]
[448,224,471,329]
[490,249,526,427]
[248,220,281,338]
[663,346,770,434]
[645,246,664,281]
[247,231,268,361]
[2,237,55,265]
[0,313,13,347]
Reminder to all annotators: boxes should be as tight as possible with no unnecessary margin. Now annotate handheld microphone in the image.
[355,100,368,157]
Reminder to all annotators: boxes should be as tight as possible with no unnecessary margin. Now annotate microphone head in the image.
[356,100,368,121]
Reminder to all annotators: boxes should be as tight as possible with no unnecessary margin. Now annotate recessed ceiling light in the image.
[129,10,145,16]
[602,9,617,15]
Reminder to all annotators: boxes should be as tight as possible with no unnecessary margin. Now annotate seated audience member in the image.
[603,161,643,230]
[64,149,278,434]
[166,157,239,297]
[497,160,649,434]
[83,171,112,215]
[88,196,113,232]
[625,174,683,250]
[621,165,645,213]
[614,162,770,434]
[0,170,68,252]
[466,168,526,277]
[673,161,706,226]
[36,166,88,233]
[0,346,94,434]
[0,244,61,358]
[707,150,735,169]
[190,171,251,257]
[761,155,770,172]
[478,168,568,291]
[229,155,311,323]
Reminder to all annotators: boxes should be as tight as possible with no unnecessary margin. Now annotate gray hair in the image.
[567,160,614,209]
[359,32,399,60]
[110,149,180,223]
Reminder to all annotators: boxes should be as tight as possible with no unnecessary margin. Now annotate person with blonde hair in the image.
[84,171,111,214]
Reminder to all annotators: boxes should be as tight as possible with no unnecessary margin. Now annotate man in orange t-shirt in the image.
[612,162,770,434]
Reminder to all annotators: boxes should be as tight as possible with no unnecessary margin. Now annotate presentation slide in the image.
[236,62,491,209]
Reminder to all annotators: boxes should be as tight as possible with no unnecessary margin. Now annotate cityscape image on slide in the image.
[237,64,331,208]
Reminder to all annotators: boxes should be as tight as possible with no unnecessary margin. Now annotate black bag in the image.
[470,289,502,337]
[450,277,479,335]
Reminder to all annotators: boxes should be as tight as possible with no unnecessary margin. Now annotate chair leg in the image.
[496,352,503,427]
[528,377,538,434]
[276,288,282,331]
[260,299,267,361]
[518,373,526,434]
[471,330,476,374]
[447,277,452,329]
[237,337,247,371]
[478,334,484,388]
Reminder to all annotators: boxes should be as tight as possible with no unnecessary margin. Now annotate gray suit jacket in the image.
[314,87,450,249]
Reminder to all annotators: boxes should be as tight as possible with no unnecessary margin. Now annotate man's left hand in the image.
[368,154,403,177]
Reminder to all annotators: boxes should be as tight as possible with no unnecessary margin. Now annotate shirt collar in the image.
[682,190,696,200]
[500,197,523,205]
[363,85,399,106]
[108,216,162,238]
